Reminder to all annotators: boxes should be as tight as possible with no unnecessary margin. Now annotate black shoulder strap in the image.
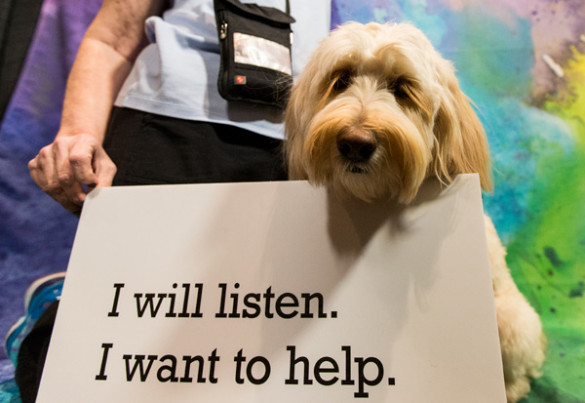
[215,0,292,16]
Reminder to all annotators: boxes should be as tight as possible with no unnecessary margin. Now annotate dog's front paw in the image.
[496,290,546,403]
[485,215,545,402]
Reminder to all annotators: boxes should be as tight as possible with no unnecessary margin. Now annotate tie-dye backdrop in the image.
[0,0,583,401]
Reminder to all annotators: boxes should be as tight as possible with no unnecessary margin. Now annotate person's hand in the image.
[28,133,117,214]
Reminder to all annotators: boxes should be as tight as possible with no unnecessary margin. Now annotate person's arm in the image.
[28,0,167,213]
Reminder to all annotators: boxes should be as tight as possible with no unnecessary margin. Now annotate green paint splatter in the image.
[508,46,585,401]
[569,282,585,299]
[543,246,564,268]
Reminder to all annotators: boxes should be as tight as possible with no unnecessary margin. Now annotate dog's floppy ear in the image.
[284,72,313,180]
[432,63,493,192]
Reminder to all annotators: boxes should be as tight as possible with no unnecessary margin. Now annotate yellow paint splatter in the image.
[545,46,585,143]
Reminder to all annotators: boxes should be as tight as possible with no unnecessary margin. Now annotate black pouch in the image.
[213,0,295,109]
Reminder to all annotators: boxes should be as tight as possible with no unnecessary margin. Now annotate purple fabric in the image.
[0,0,102,360]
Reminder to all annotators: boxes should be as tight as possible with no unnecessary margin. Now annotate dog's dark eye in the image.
[388,78,409,99]
[333,71,352,92]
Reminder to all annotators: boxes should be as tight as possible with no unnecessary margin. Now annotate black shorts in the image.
[103,107,288,186]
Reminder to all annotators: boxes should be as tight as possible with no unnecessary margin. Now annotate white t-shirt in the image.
[115,0,331,140]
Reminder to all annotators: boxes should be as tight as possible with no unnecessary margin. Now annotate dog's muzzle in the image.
[337,128,378,173]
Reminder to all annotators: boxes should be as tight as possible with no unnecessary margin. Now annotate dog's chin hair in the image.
[304,149,421,204]
[332,167,395,203]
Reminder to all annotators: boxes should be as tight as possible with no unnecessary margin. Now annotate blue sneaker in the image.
[3,272,66,365]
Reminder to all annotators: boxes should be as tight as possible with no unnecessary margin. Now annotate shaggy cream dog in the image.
[285,22,545,402]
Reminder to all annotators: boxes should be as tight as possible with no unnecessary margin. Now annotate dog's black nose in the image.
[337,137,377,163]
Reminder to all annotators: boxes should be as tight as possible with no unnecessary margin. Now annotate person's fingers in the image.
[55,137,89,205]
[28,134,112,214]
[50,187,84,214]
[29,149,83,214]
[92,146,117,187]
[28,149,49,190]
[29,144,60,194]
[70,134,101,185]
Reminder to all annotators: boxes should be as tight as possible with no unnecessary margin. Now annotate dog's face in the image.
[285,22,492,203]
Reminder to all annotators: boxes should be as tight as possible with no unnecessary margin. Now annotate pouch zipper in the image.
[219,22,228,40]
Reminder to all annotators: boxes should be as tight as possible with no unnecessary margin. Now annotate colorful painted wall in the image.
[1,0,584,401]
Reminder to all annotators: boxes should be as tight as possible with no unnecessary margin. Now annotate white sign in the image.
[37,175,505,402]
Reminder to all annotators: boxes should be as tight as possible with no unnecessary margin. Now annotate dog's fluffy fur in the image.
[285,22,545,402]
